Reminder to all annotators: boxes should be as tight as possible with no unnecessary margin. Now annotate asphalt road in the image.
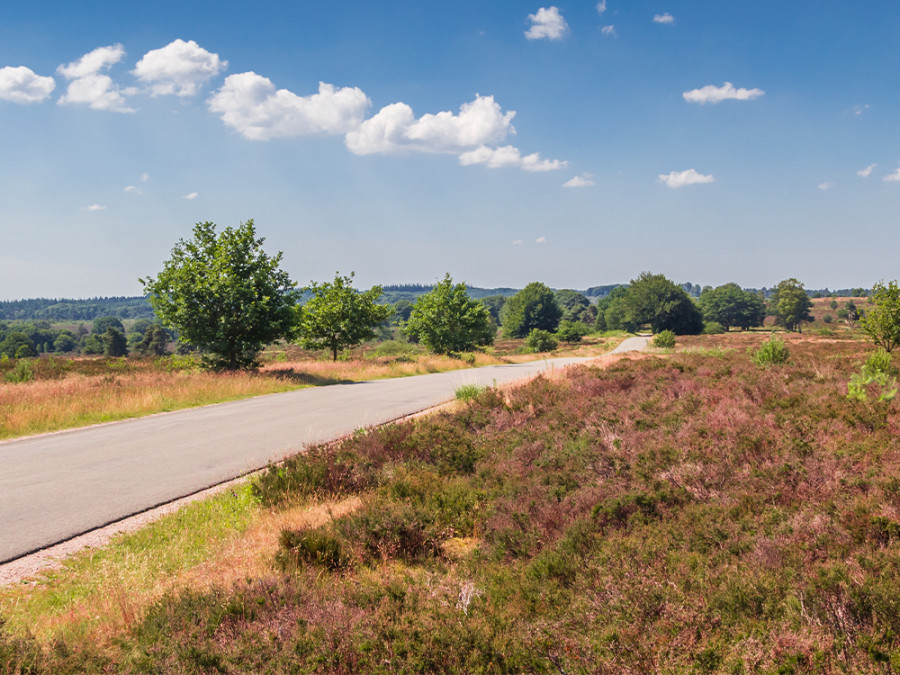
[0,338,648,564]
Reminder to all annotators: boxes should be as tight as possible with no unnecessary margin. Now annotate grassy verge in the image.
[8,333,894,672]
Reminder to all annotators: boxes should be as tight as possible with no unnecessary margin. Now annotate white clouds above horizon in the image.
[458,145,565,172]
[683,82,765,105]
[596,1,607,14]
[658,169,715,188]
[818,182,835,191]
[82,204,106,211]
[133,39,226,97]
[653,13,675,24]
[0,66,55,103]
[183,192,198,199]
[57,44,136,113]
[536,236,547,244]
[858,164,876,178]
[525,6,568,40]
[601,25,617,37]
[563,174,594,188]
[208,73,369,140]
[883,164,900,182]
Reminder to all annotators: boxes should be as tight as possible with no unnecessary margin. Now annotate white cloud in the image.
[858,164,876,178]
[57,44,136,113]
[183,192,198,199]
[513,239,523,245]
[563,173,595,188]
[82,204,106,211]
[683,82,765,105]
[133,39,227,97]
[852,103,870,116]
[883,164,900,182]
[0,66,56,103]
[601,25,617,36]
[140,173,149,182]
[818,182,835,191]
[124,185,140,194]
[346,95,515,156]
[458,145,565,172]
[658,169,715,188]
[653,13,675,24]
[525,6,568,40]
[209,72,369,140]
[596,1,607,13]
[536,236,547,244]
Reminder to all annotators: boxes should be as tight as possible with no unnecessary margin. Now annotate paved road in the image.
[0,339,649,563]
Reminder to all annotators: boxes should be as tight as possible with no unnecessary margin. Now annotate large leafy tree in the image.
[861,280,900,352]
[404,274,494,354]
[554,289,593,323]
[501,282,562,338]
[620,272,703,335]
[298,272,393,361]
[770,278,813,332]
[698,283,766,331]
[140,220,299,370]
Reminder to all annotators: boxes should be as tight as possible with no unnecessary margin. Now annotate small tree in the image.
[557,320,589,343]
[138,324,171,356]
[298,273,393,361]
[861,280,900,352]
[501,282,562,338]
[93,316,125,335]
[527,328,558,352]
[770,278,813,332]
[140,220,299,370]
[620,272,703,334]
[698,283,766,331]
[103,327,128,357]
[405,274,494,354]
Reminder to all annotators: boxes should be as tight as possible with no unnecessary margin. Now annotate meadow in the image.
[2,328,898,673]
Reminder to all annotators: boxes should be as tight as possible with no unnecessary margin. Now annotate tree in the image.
[554,289,592,323]
[93,316,125,335]
[480,295,507,325]
[770,278,813,332]
[298,273,393,361]
[404,274,494,354]
[138,324,171,356]
[698,283,766,331]
[102,327,128,357]
[557,320,589,343]
[598,285,632,332]
[53,331,78,353]
[140,220,299,370]
[861,280,900,352]
[0,332,36,358]
[501,282,562,338]
[620,272,703,335]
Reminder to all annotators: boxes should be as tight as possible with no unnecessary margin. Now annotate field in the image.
[3,329,899,673]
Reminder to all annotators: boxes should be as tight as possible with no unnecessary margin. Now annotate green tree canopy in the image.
[140,220,299,370]
[298,272,393,361]
[501,282,562,338]
[93,316,125,335]
[102,327,128,357]
[480,295,507,325]
[138,324,171,356]
[404,274,494,354]
[698,283,766,331]
[861,280,900,352]
[770,278,813,332]
[0,332,37,359]
[554,289,592,323]
[620,272,703,335]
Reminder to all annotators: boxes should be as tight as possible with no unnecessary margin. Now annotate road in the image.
[0,338,648,563]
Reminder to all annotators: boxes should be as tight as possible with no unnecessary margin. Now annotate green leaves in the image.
[861,280,900,353]
[500,282,562,338]
[770,278,812,333]
[405,274,494,354]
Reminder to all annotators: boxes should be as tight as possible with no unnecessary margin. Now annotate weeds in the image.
[454,383,485,401]
[751,333,790,367]
[652,329,676,348]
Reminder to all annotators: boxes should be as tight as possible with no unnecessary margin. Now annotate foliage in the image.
[698,282,765,331]
[554,289,594,324]
[597,284,631,331]
[297,273,392,361]
[4,359,34,383]
[556,320,589,343]
[619,272,703,334]
[404,274,494,354]
[53,331,78,353]
[652,329,676,348]
[102,327,128,357]
[751,334,789,367]
[92,315,125,336]
[527,328,558,352]
[860,279,900,352]
[702,321,725,334]
[500,282,562,338]
[0,332,36,359]
[770,278,813,332]
[137,324,170,356]
[140,220,300,370]
[455,384,486,402]
[479,295,507,324]
[0,296,154,321]
[847,348,898,402]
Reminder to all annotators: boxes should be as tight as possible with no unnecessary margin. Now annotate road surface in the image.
[0,339,649,563]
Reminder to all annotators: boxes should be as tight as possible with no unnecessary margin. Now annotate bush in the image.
[823,314,833,324]
[527,328,558,352]
[455,384,485,402]
[556,320,589,344]
[751,334,789,368]
[702,321,725,334]
[847,348,898,402]
[652,330,676,349]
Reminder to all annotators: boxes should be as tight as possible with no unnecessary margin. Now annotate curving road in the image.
[0,338,649,564]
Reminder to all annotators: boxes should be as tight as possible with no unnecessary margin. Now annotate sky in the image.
[1,1,899,300]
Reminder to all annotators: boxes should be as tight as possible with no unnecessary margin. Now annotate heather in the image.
[4,335,900,672]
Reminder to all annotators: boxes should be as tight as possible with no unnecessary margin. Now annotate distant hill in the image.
[0,297,155,321]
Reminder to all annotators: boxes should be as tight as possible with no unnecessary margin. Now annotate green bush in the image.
[702,321,725,335]
[527,328,558,352]
[455,384,485,402]
[751,335,789,368]
[823,314,833,324]
[4,359,33,383]
[652,330,676,349]
[556,320,589,344]
[847,348,898,402]
[277,528,349,571]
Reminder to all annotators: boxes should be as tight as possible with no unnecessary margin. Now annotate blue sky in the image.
[1,1,898,300]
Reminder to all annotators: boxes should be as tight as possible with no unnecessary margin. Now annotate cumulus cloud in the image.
[601,25,617,36]
[653,13,675,24]
[346,95,515,156]
[525,6,568,40]
[140,173,149,182]
[858,164,876,178]
[0,66,56,103]
[133,39,227,97]
[124,185,140,194]
[563,173,595,188]
[852,103,870,116]
[57,44,136,113]
[184,192,198,199]
[513,239,523,245]
[209,72,369,140]
[596,1,607,13]
[818,182,835,191]
[458,145,565,172]
[658,169,715,188]
[683,82,764,105]
[536,236,547,244]
[82,204,106,211]
[883,164,900,182]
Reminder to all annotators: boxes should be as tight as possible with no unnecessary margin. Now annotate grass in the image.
[0,336,617,440]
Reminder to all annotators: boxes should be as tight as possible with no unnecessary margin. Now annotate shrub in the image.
[823,314,833,323]
[455,384,485,402]
[751,334,789,368]
[277,529,349,571]
[652,330,676,349]
[4,359,33,383]
[556,320,589,344]
[527,328,558,353]
[702,321,725,334]
[847,348,898,402]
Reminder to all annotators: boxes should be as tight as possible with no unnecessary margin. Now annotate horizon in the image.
[2,1,899,299]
